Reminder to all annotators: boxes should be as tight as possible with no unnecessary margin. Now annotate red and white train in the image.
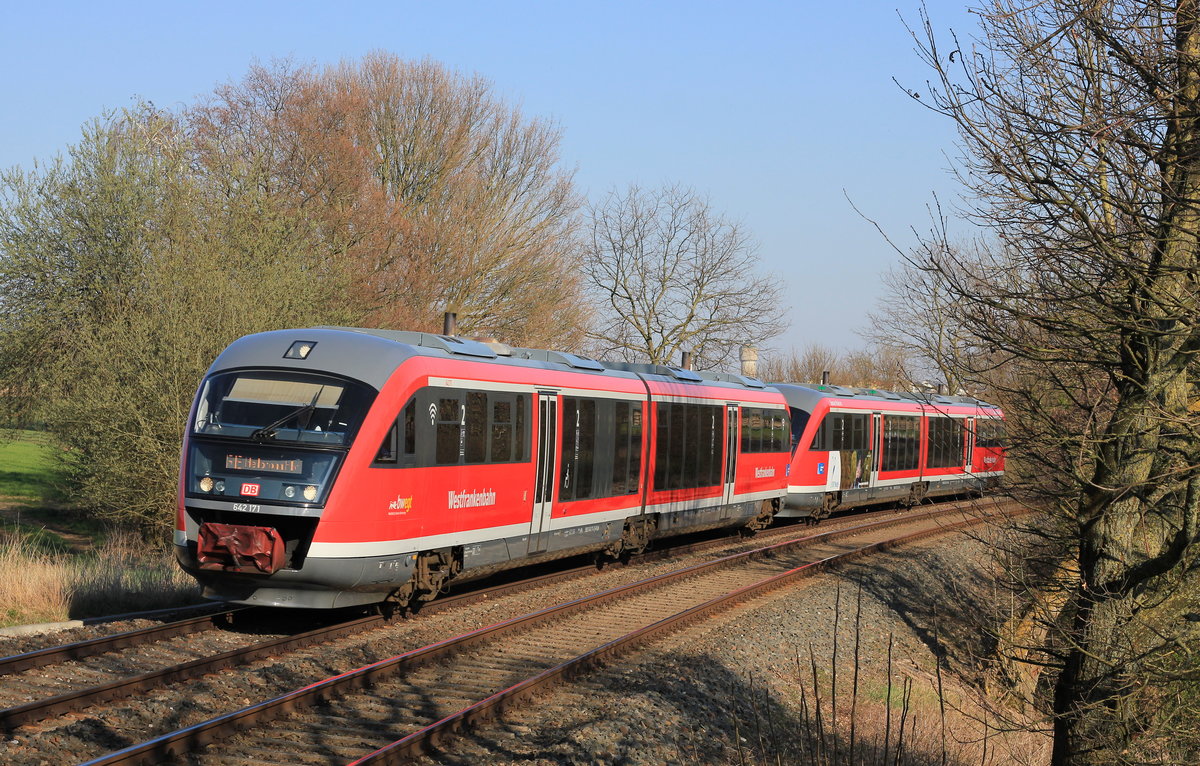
[776,383,1005,519]
[175,327,792,609]
[175,327,1004,609]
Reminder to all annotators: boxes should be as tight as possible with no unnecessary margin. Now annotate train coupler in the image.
[197,522,287,575]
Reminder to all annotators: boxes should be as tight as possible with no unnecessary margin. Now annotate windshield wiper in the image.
[250,387,324,443]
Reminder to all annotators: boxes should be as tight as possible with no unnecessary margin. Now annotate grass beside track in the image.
[0,429,202,628]
[0,429,61,505]
[0,532,202,627]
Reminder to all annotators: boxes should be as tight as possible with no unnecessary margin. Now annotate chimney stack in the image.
[740,346,758,377]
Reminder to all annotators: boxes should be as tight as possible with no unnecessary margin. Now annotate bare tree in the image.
[582,184,786,368]
[762,344,914,390]
[759,344,844,384]
[904,3,1200,762]
[863,241,982,393]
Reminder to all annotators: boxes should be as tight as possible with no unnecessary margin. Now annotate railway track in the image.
[0,501,928,736]
[0,495,1018,766]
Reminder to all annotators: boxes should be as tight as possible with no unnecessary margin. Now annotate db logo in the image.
[241,483,261,497]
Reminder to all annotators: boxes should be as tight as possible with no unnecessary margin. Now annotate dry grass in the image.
[736,650,1051,766]
[0,528,201,627]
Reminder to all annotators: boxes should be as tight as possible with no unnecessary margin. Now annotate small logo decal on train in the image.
[755,467,776,478]
[240,483,260,497]
[388,495,413,514]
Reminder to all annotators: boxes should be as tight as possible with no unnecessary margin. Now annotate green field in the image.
[0,429,200,625]
[0,429,63,505]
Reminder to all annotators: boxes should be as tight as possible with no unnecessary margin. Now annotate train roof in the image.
[772,382,1002,414]
[208,326,776,396]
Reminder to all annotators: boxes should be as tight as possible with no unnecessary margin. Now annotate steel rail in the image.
[356,507,1002,763]
[0,503,897,732]
[78,496,1018,766]
[419,500,979,615]
[0,612,384,732]
[0,609,247,676]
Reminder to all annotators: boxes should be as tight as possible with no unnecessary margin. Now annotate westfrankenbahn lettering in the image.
[448,489,497,509]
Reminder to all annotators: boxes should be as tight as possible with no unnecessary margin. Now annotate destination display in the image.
[224,454,303,475]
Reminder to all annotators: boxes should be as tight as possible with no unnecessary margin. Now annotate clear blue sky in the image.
[0,0,979,358]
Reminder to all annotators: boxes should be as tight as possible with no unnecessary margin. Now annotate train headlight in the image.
[283,486,296,499]
[199,476,214,493]
[215,480,225,493]
[303,485,318,501]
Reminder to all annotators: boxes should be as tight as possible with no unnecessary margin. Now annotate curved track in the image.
[0,501,940,735]
[55,496,1019,766]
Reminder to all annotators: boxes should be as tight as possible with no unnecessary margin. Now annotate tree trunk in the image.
[1053,7,1200,762]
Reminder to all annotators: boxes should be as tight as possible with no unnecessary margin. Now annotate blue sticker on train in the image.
[817,462,825,475]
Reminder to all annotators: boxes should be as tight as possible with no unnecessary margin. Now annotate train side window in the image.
[704,406,720,485]
[515,394,528,461]
[629,403,643,490]
[654,403,671,491]
[404,399,416,456]
[616,401,646,495]
[465,391,487,464]
[976,419,1005,448]
[373,397,419,467]
[739,407,788,453]
[653,401,723,491]
[560,399,577,498]
[577,399,595,497]
[882,415,920,472]
[612,401,635,495]
[670,403,687,489]
[491,398,513,462]
[560,397,597,500]
[790,408,811,453]
[435,396,463,465]
[927,417,964,468]
[811,412,869,451]
[683,404,701,488]
[374,421,398,464]
[400,387,532,468]
[740,408,756,452]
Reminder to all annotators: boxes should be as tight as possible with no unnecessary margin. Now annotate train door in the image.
[869,412,882,486]
[965,417,976,471]
[528,392,558,553]
[723,404,739,505]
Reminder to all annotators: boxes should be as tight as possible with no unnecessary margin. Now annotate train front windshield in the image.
[185,371,376,505]
[192,372,374,446]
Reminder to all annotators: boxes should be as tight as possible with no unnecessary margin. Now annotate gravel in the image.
[410,524,1052,766]
[1,511,1051,765]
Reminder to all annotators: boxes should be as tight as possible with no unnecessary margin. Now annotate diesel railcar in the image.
[774,383,1005,520]
[175,327,791,609]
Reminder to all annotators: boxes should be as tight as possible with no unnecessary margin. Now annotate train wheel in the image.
[903,482,928,508]
[388,547,462,610]
[744,499,779,533]
[808,492,839,525]
[603,517,657,561]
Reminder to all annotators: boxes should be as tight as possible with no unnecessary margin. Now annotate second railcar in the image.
[774,383,1004,520]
